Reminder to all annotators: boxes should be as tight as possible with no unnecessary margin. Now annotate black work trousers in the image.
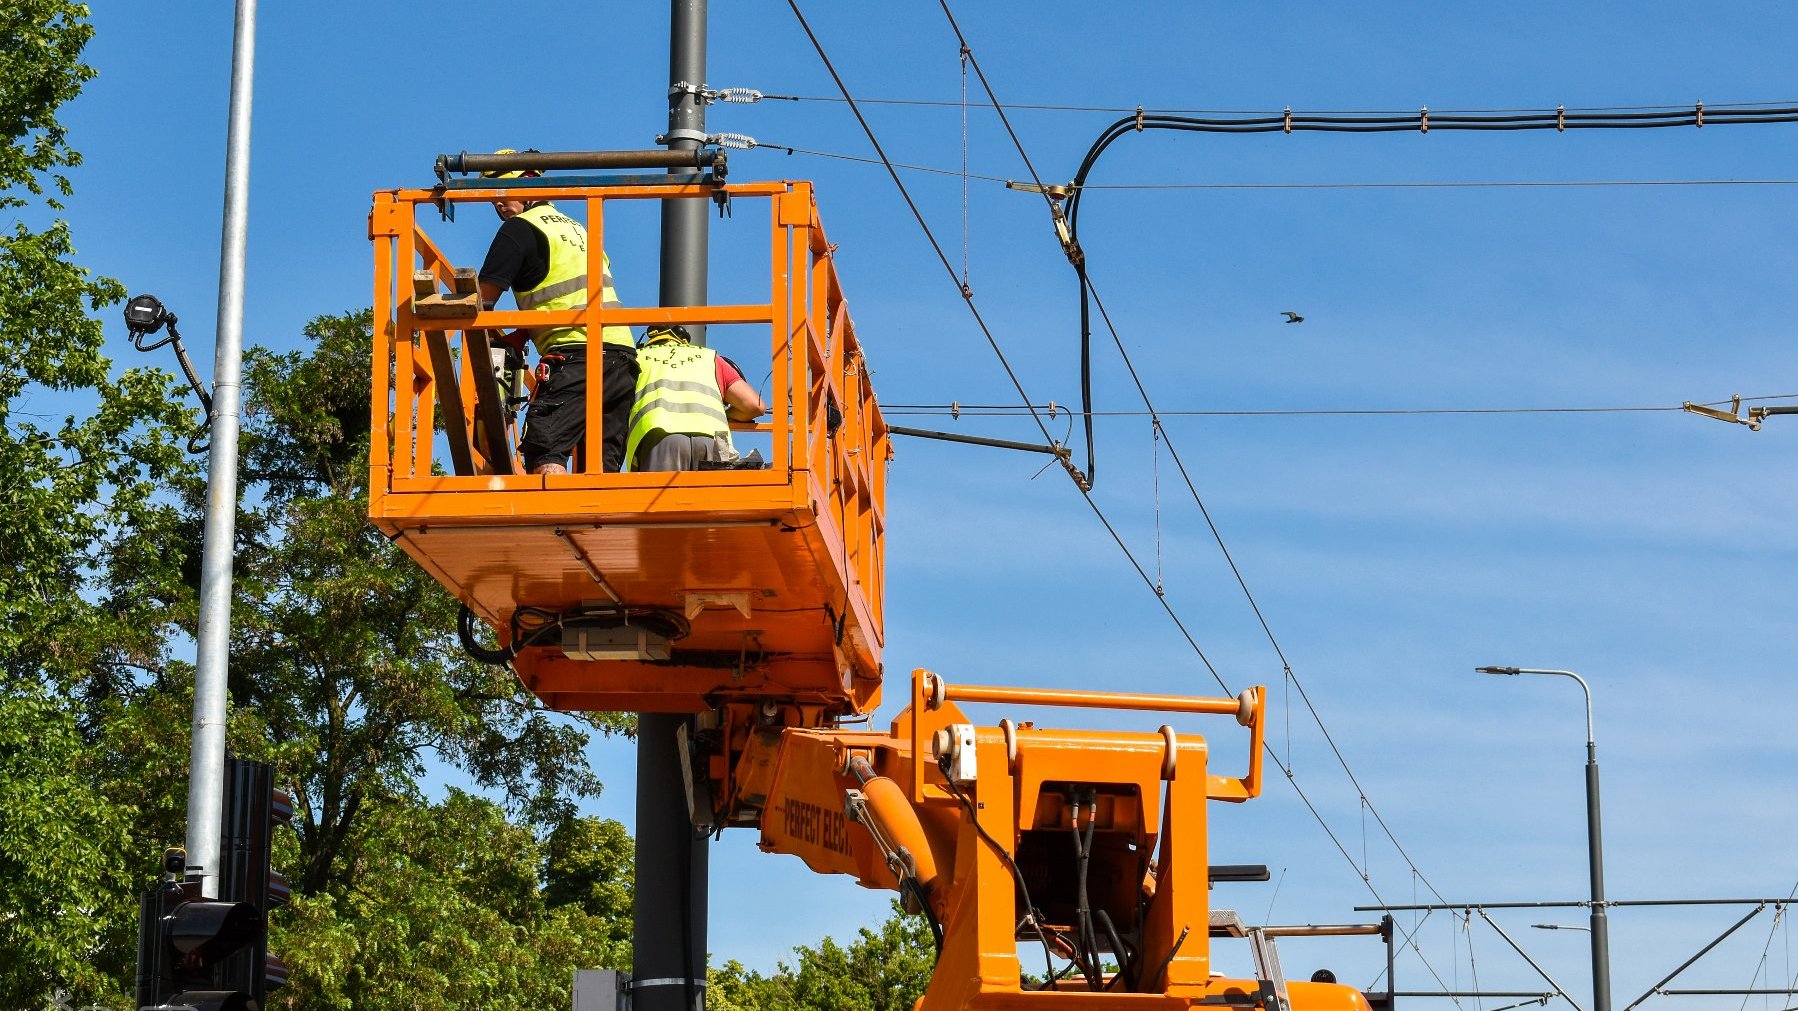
[518,343,640,473]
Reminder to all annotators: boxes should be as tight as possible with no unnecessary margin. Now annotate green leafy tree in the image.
[229,311,631,900]
[707,903,937,1011]
[545,813,636,930]
[0,5,643,1005]
[0,5,198,1006]
[0,690,137,1006]
[0,0,93,206]
[0,0,194,696]
[277,792,631,1011]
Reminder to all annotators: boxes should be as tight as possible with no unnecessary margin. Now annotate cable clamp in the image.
[950,401,960,420]
[671,81,765,105]
[1046,401,1059,419]
[1556,104,1565,132]
[1683,394,1759,430]
[1419,105,1429,134]
[1283,106,1292,134]
[656,128,710,146]
[1134,104,1145,132]
[629,977,708,991]
[654,129,752,150]
[1695,100,1704,127]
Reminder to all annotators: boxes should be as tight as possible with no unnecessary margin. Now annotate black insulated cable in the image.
[935,755,1062,984]
[123,294,214,452]
[1058,106,1798,484]
[785,0,1089,491]
[459,603,516,666]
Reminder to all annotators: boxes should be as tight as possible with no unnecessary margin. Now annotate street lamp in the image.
[1476,666,1612,1011]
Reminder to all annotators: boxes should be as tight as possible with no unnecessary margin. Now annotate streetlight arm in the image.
[1475,666,1594,748]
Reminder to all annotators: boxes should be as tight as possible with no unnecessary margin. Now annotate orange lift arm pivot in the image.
[725,671,1368,1010]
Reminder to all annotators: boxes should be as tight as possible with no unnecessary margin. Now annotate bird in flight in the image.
[1282,311,1305,324]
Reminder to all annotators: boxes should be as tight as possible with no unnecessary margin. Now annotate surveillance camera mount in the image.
[123,293,215,452]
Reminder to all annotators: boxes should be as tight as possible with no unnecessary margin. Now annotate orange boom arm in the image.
[730,671,1368,1010]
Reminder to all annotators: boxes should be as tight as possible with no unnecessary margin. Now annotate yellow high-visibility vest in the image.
[512,203,632,352]
[626,339,731,467]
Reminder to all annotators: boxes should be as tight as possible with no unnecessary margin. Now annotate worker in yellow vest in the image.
[626,325,767,471]
[476,151,637,474]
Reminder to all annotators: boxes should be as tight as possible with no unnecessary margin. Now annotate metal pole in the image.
[888,424,1069,457]
[1586,737,1613,1011]
[1474,666,1612,1011]
[633,3,708,1010]
[659,0,708,345]
[183,0,256,894]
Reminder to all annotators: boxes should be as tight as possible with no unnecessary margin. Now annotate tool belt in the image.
[533,343,585,385]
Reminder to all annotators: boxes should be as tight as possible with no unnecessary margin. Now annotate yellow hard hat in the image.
[643,324,693,345]
[481,147,535,180]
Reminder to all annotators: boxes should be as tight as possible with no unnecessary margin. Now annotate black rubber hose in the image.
[1070,790,1102,990]
[458,604,515,666]
[1096,909,1134,992]
[937,756,1061,984]
[1144,925,1190,993]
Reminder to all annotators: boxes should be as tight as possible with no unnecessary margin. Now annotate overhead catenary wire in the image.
[880,392,1798,418]
[1741,903,1791,1011]
[1057,107,1798,485]
[1080,271,1467,921]
[752,140,1798,191]
[785,2,1467,998]
[759,93,1798,117]
[781,0,1089,487]
[932,7,1507,997]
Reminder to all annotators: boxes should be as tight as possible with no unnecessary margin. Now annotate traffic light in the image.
[135,757,293,1011]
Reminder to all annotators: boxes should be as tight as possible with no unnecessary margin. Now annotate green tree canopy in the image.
[707,903,937,1011]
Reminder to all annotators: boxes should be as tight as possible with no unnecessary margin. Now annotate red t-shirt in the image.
[716,354,744,393]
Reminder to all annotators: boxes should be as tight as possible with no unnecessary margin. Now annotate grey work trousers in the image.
[639,433,723,472]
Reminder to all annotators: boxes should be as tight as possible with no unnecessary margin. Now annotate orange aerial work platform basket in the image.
[367,175,889,717]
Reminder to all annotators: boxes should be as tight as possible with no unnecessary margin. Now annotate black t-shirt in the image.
[478,215,551,294]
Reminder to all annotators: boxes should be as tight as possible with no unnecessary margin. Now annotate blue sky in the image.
[57,1,1796,1003]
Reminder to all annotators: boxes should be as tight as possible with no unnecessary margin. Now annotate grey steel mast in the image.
[1476,665,1613,1011]
[184,0,257,892]
[633,2,709,1009]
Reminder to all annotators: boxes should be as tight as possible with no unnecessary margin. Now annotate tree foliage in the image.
[0,0,95,207]
[0,9,197,1001]
[0,6,638,998]
[278,794,631,1011]
[0,690,136,1003]
[0,9,918,1009]
[0,0,190,698]
[707,904,937,1011]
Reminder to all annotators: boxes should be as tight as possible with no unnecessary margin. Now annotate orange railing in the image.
[368,178,890,659]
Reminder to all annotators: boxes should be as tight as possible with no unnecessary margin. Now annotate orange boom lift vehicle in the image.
[368,155,1378,1010]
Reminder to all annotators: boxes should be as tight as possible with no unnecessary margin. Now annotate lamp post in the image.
[1476,666,1612,1011]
